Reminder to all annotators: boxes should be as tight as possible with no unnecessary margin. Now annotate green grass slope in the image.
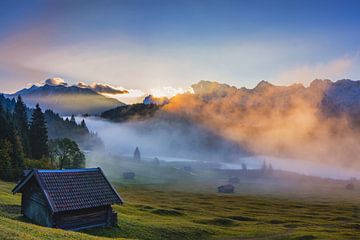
[0,180,359,240]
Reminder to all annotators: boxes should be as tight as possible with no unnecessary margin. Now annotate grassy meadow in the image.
[0,174,359,240]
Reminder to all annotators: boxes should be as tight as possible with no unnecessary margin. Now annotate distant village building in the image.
[183,166,192,172]
[12,168,123,231]
[134,147,141,161]
[123,172,135,180]
[218,184,235,193]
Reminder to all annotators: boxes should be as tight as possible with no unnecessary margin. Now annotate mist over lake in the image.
[76,116,359,180]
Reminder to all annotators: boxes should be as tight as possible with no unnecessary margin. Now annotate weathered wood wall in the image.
[54,206,111,230]
[22,179,53,227]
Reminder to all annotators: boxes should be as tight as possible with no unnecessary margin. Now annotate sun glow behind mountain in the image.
[93,87,195,104]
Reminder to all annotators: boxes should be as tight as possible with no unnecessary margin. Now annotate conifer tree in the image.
[7,120,25,178]
[134,147,141,161]
[0,105,14,180]
[29,104,49,159]
[0,104,7,140]
[14,95,31,157]
[80,119,88,131]
[70,115,76,123]
[0,140,13,181]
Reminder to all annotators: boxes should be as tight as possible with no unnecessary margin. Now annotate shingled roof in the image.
[12,168,123,213]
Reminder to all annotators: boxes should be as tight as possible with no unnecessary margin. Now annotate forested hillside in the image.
[0,95,98,181]
[45,111,103,151]
[1,94,103,151]
[101,103,159,122]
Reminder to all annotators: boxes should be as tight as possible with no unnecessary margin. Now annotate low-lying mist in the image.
[76,115,243,162]
[161,80,360,179]
[71,80,360,181]
[76,115,359,180]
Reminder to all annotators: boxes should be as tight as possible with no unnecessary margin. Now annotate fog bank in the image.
[76,116,359,179]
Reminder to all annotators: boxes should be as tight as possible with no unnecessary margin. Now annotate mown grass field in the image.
[0,179,359,240]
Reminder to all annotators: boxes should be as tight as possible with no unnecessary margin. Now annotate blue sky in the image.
[0,0,360,97]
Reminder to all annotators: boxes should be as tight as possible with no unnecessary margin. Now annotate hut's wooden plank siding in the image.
[54,206,109,230]
[22,180,53,227]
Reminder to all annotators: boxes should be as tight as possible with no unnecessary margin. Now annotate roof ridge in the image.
[37,168,99,173]
[97,167,124,204]
[35,169,57,212]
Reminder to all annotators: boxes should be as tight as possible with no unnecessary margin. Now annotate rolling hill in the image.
[1,171,359,240]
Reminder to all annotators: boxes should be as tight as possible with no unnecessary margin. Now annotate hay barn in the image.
[12,168,123,231]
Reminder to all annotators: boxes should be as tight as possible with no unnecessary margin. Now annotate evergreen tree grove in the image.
[0,98,87,181]
[0,104,25,180]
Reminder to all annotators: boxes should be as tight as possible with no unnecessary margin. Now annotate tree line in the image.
[0,96,86,181]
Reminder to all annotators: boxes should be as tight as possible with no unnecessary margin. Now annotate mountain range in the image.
[189,78,360,119]
[159,79,360,170]
[4,78,360,119]
[5,81,125,115]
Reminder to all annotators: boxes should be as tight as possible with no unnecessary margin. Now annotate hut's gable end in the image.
[21,178,53,227]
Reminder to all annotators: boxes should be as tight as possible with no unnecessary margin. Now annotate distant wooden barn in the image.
[218,184,235,193]
[183,166,192,172]
[12,168,123,231]
[123,172,135,180]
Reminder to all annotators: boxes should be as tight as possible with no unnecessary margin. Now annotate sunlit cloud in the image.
[102,89,146,104]
[45,77,67,86]
[102,87,195,104]
[77,82,129,94]
[149,86,194,98]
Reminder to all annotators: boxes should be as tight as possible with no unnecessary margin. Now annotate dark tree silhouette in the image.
[134,146,141,161]
[0,140,13,181]
[70,115,76,123]
[241,163,247,170]
[14,95,31,157]
[49,138,85,169]
[29,104,49,159]
[0,104,24,180]
[80,119,88,131]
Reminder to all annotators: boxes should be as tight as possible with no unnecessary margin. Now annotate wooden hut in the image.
[12,168,123,231]
[183,166,192,172]
[218,184,235,193]
[123,172,135,180]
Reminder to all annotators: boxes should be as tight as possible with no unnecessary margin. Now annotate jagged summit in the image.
[254,80,274,89]
[191,80,237,95]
